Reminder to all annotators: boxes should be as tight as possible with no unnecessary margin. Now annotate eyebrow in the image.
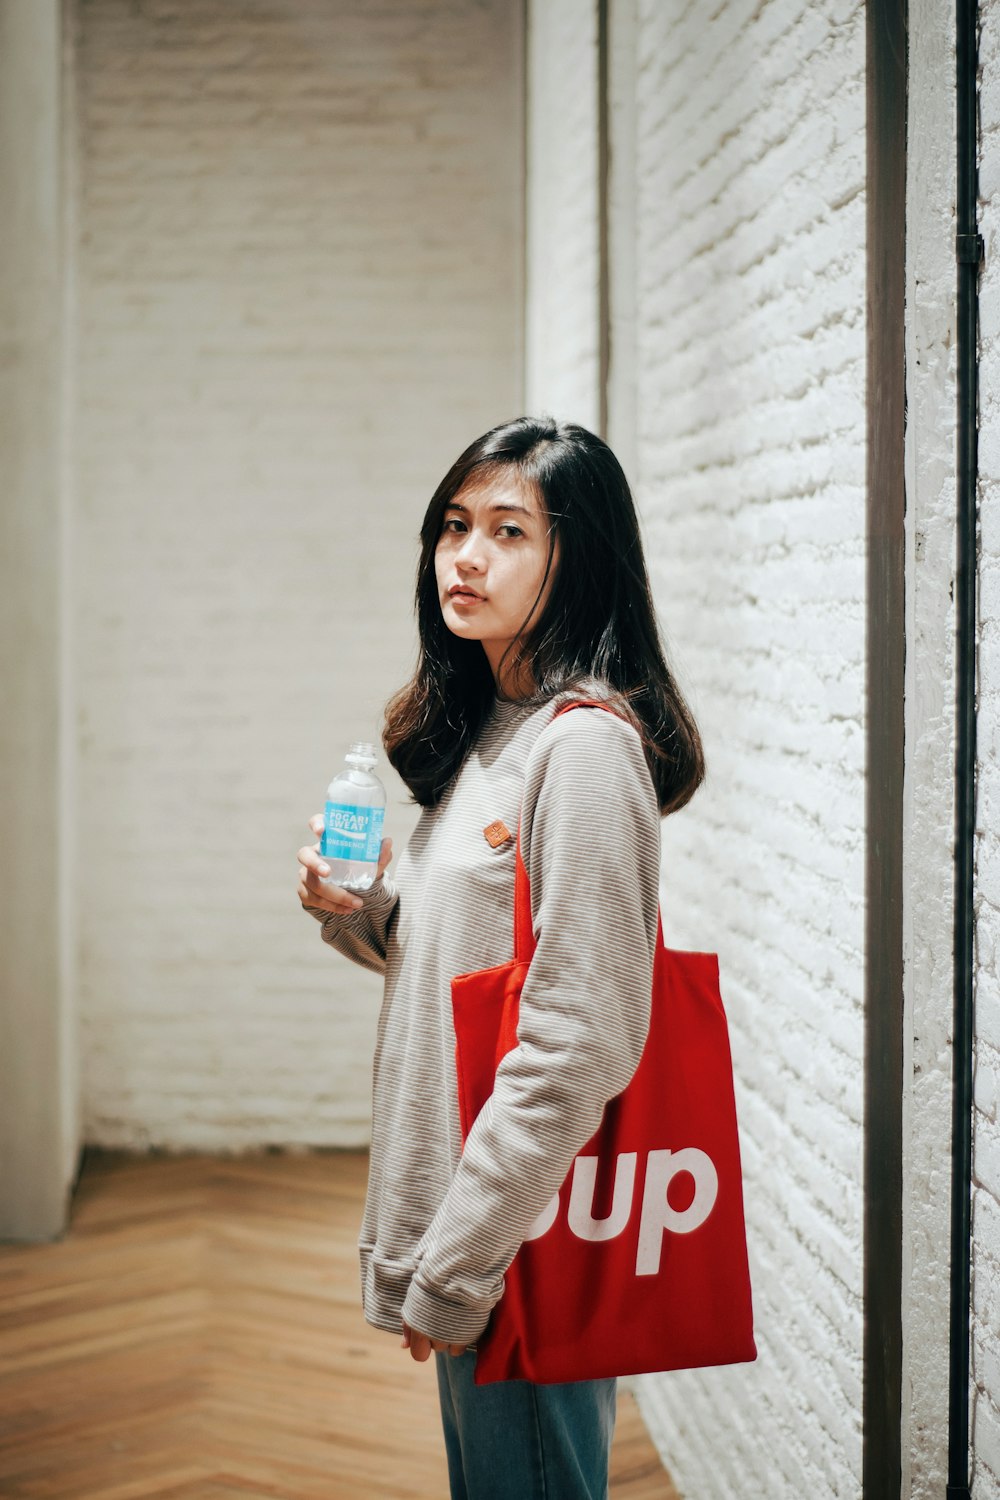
[444,501,536,519]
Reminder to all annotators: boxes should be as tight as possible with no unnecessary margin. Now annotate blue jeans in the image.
[434,1350,617,1500]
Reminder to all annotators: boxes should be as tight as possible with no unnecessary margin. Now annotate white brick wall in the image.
[525,3,1000,1491]
[73,0,524,1148]
[974,2,1000,1492]
[623,4,867,1495]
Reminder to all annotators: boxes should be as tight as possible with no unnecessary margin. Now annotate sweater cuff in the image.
[303,874,397,926]
[400,1277,492,1346]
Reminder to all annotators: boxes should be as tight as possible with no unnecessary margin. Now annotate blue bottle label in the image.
[322,802,385,863]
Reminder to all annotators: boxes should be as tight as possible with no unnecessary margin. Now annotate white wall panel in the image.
[0,0,80,1238]
[901,1,958,1491]
[525,0,600,427]
[973,1,1000,1491]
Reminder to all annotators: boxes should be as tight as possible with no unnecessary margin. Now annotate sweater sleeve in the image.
[400,706,661,1345]
[303,875,400,977]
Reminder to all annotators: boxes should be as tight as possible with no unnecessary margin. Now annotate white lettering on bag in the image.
[520,1147,719,1268]
[635,1148,719,1275]
[567,1153,637,1241]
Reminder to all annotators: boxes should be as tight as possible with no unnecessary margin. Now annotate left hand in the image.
[401,1320,468,1361]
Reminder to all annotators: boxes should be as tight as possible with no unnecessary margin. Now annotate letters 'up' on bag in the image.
[451,700,757,1386]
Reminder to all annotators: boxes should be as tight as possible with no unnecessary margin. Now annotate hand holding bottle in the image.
[297,814,393,914]
[298,742,392,914]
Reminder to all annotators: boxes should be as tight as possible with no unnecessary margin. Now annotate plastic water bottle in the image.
[321,742,387,893]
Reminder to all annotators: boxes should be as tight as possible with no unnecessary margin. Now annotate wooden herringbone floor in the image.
[0,1149,678,1500]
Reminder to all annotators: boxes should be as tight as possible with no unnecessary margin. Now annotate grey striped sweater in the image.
[305,690,661,1346]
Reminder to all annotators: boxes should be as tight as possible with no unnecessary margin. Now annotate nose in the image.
[454,528,485,572]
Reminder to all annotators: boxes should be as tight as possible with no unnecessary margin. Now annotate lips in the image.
[448,585,485,602]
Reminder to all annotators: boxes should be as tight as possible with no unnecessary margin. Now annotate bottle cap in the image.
[346,741,378,766]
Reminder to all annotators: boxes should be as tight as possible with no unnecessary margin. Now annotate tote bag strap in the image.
[511,697,624,964]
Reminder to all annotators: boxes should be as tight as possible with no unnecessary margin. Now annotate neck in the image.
[484,642,534,700]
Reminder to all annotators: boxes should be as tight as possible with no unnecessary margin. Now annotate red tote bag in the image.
[451,701,757,1385]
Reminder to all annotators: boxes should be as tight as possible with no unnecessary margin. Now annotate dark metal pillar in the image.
[864,2,907,1496]
[948,3,981,1496]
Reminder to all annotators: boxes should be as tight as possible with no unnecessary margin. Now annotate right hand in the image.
[296,814,393,915]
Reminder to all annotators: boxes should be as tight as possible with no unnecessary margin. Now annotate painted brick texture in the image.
[73,0,523,1148]
[974,4,1000,1493]
[624,4,866,1496]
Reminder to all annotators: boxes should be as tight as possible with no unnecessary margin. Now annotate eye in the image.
[497,523,524,538]
[440,517,467,534]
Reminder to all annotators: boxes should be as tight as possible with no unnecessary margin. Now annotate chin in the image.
[441,608,483,640]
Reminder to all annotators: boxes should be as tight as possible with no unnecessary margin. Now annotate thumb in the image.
[377,837,393,878]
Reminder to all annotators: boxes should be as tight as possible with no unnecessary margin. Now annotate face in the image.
[434,474,558,688]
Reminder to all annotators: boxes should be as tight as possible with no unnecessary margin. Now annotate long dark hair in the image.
[382,415,705,815]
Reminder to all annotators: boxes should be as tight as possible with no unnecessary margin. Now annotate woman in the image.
[296,415,704,1500]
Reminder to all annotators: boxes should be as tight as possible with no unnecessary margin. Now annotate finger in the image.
[296,846,364,907]
[448,1344,466,1357]
[297,871,363,913]
[409,1333,432,1363]
[297,845,332,879]
[308,813,324,837]
[376,837,393,878]
[400,1323,411,1349]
